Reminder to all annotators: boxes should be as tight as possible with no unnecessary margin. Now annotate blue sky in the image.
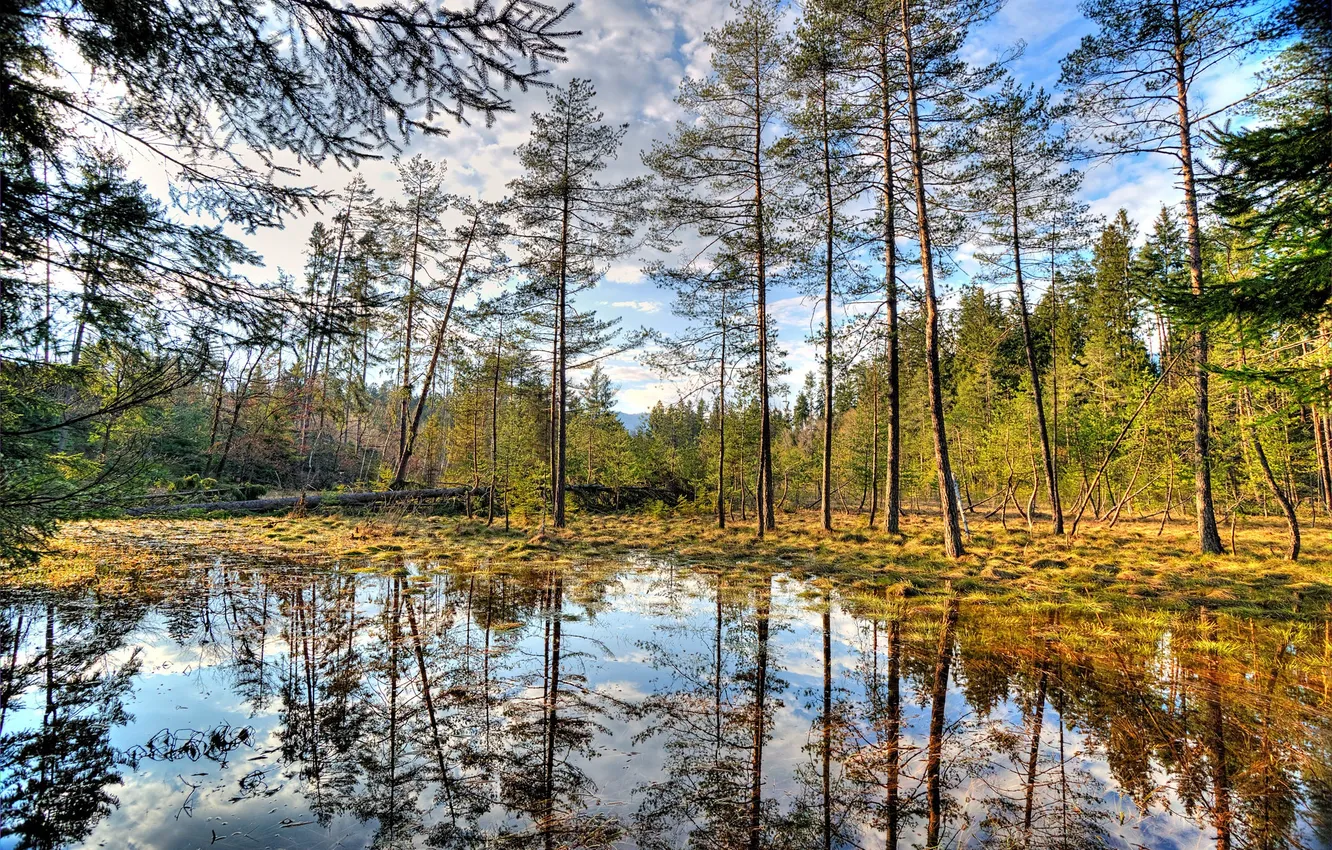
[231,0,1262,413]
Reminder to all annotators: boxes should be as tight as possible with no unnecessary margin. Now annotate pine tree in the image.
[645,0,793,537]
[969,81,1078,534]
[381,155,451,488]
[897,0,1001,557]
[509,79,650,528]
[839,0,910,533]
[390,197,508,489]
[646,252,753,528]
[787,0,862,532]
[1060,0,1278,553]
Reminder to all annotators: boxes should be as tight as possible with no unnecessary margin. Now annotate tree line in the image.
[2,0,1330,562]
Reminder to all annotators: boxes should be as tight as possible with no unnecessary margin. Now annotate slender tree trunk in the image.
[1203,611,1232,850]
[821,602,833,850]
[869,364,881,528]
[395,191,424,484]
[753,27,775,536]
[1242,384,1300,560]
[885,616,901,849]
[553,117,574,529]
[1007,142,1063,533]
[1172,0,1223,554]
[900,0,964,556]
[880,32,902,535]
[1022,666,1049,848]
[821,69,836,533]
[748,576,772,850]
[543,576,563,848]
[926,596,959,848]
[204,357,232,475]
[215,348,266,480]
[392,218,475,489]
[488,320,503,526]
[718,302,728,529]
[1314,407,1332,513]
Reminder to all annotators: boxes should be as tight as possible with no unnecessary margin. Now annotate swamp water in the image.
[0,550,1329,849]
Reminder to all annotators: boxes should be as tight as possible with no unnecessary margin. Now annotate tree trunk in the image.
[901,0,964,557]
[488,321,502,526]
[1172,0,1223,554]
[395,191,424,485]
[392,217,476,490]
[821,67,836,534]
[753,25,775,536]
[1243,387,1300,560]
[879,29,902,535]
[748,577,772,850]
[926,596,959,848]
[718,299,728,529]
[885,616,902,849]
[1007,141,1063,533]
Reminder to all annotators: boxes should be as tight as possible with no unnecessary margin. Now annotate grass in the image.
[6,508,1330,619]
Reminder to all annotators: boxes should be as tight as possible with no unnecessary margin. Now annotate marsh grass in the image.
[9,509,1331,620]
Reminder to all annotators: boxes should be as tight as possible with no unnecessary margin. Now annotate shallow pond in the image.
[0,551,1329,849]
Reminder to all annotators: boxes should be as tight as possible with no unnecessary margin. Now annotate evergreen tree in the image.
[508,79,650,528]
[968,81,1078,533]
[787,0,863,532]
[645,0,793,537]
[1060,0,1278,553]
[645,252,753,528]
[896,0,1001,557]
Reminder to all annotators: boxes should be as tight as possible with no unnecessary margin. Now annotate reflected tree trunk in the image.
[543,575,564,849]
[887,615,902,849]
[749,576,772,850]
[926,597,959,849]
[1022,663,1048,848]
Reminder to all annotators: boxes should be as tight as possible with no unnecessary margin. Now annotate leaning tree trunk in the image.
[391,217,475,490]
[1007,141,1063,534]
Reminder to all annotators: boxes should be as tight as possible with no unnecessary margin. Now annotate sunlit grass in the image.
[8,507,1330,620]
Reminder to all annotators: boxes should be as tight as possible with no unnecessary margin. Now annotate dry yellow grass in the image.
[10,509,1330,619]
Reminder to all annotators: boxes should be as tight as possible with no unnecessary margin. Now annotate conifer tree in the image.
[896,0,1001,557]
[645,0,792,537]
[839,0,911,533]
[646,253,752,528]
[1060,0,1278,554]
[381,155,451,488]
[788,1,861,532]
[390,198,508,489]
[509,79,649,528]
[969,81,1078,534]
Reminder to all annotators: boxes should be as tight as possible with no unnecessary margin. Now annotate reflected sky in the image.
[0,552,1328,849]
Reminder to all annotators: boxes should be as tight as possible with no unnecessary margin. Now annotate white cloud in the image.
[611,299,662,314]
[606,263,647,284]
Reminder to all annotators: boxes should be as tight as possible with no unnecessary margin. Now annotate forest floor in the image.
[7,509,1331,620]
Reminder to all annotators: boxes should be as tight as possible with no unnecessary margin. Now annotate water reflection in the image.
[0,555,1328,849]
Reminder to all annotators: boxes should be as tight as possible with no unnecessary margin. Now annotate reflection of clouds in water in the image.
[0,557,1324,850]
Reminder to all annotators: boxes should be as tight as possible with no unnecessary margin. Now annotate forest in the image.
[1,0,1330,566]
[4,2,1332,849]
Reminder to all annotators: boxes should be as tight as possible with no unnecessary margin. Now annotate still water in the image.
[0,551,1328,849]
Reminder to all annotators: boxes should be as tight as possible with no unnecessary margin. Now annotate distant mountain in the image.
[617,411,647,433]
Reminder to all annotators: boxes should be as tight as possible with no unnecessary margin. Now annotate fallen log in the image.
[124,487,489,516]
[565,484,694,512]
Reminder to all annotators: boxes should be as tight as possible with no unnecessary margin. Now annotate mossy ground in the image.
[9,508,1331,620]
